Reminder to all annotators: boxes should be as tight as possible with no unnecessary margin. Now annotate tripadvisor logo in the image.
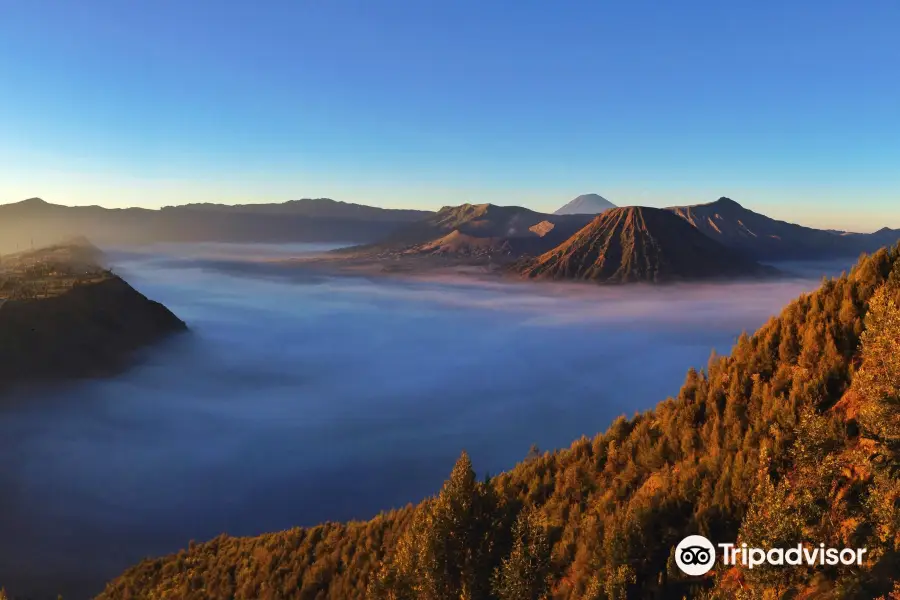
[674,535,868,576]
[675,535,716,576]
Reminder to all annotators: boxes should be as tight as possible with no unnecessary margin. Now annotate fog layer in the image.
[0,244,849,598]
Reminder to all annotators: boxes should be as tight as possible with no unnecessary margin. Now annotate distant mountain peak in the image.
[433,203,497,223]
[0,197,56,212]
[438,202,491,212]
[664,197,900,261]
[554,193,616,216]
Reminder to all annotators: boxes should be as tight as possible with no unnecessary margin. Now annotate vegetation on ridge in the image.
[97,246,900,599]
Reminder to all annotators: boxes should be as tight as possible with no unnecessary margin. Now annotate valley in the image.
[96,243,900,600]
[0,240,840,599]
[0,196,897,599]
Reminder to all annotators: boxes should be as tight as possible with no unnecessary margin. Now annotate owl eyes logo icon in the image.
[675,535,716,576]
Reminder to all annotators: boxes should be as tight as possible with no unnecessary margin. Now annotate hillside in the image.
[667,197,900,261]
[516,206,770,283]
[0,241,186,389]
[554,193,617,215]
[0,198,428,251]
[343,203,593,259]
[97,246,900,599]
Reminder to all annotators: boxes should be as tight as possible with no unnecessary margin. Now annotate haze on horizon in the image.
[1,1,898,231]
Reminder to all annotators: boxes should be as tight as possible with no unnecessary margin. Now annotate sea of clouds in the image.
[0,243,852,598]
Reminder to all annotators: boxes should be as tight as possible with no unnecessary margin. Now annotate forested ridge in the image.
[91,246,900,599]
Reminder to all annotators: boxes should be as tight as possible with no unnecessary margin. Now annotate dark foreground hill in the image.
[516,206,770,283]
[667,197,900,261]
[0,241,186,390]
[341,203,593,259]
[97,246,900,599]
[0,197,430,252]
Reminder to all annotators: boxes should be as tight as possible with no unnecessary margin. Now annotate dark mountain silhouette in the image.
[0,240,186,390]
[0,198,430,252]
[861,226,900,252]
[4,196,896,266]
[98,245,900,600]
[666,197,900,260]
[166,197,430,221]
[516,206,770,283]
[343,203,593,258]
[554,193,617,215]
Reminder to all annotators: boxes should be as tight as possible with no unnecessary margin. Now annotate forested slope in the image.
[98,246,900,600]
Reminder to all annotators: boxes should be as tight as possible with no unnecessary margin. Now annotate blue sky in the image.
[0,0,898,231]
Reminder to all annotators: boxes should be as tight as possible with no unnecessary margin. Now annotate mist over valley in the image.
[0,242,852,598]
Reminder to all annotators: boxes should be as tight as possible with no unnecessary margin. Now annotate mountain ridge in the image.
[341,203,594,259]
[666,196,900,260]
[516,205,771,283]
[163,197,431,222]
[0,197,427,250]
[3,196,898,266]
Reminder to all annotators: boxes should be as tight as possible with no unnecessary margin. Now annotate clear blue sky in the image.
[0,0,897,231]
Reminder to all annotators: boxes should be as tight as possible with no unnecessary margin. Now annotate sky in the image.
[0,0,898,231]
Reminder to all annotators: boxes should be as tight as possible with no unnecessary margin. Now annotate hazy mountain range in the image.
[0,197,428,252]
[1,196,898,279]
[165,198,430,221]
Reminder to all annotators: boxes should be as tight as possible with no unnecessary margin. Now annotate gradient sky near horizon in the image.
[0,0,898,231]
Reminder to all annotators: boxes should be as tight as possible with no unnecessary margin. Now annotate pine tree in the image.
[855,284,900,447]
[603,565,636,600]
[856,282,900,563]
[369,451,498,600]
[492,507,551,600]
